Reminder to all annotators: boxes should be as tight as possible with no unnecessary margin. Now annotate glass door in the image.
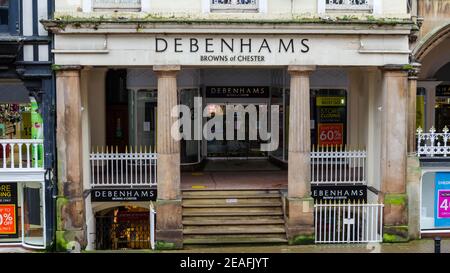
[206,103,268,159]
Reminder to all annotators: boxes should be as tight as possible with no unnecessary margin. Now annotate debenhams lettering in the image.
[155,37,310,55]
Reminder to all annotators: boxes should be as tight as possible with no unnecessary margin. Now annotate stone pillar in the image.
[380,66,409,242]
[153,65,183,249]
[407,65,420,154]
[55,67,86,251]
[286,65,315,244]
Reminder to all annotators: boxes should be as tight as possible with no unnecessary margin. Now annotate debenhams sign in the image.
[154,37,310,64]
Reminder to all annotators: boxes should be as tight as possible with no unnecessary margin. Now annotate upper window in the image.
[92,0,142,12]
[0,0,8,29]
[211,0,259,13]
[326,0,373,12]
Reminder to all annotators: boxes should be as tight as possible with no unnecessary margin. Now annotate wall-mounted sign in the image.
[436,85,450,97]
[0,183,18,238]
[316,96,346,107]
[311,185,367,202]
[206,86,269,98]
[91,189,157,202]
[317,123,344,146]
[435,173,450,227]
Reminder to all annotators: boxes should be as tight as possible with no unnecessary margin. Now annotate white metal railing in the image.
[326,0,373,11]
[314,200,384,244]
[211,0,258,11]
[311,146,367,185]
[92,0,141,11]
[90,146,157,188]
[0,139,44,170]
[417,126,450,157]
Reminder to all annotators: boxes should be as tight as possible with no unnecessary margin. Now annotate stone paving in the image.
[1,239,447,253]
[163,238,450,253]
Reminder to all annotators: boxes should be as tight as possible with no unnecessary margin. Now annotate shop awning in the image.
[0,83,30,104]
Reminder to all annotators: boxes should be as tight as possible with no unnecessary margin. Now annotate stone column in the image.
[286,65,315,244]
[407,66,420,154]
[380,66,409,242]
[55,67,86,251]
[153,65,183,249]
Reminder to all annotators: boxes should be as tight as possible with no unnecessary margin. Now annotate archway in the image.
[413,23,450,131]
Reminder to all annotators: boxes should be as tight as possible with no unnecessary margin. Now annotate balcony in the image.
[210,0,259,13]
[92,0,142,12]
[0,139,45,182]
[325,0,373,12]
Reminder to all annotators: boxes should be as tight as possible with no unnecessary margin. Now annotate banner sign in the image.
[0,183,18,238]
[311,185,367,202]
[317,123,344,146]
[206,86,269,98]
[91,189,157,202]
[435,173,450,228]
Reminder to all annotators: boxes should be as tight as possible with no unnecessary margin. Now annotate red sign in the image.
[0,205,16,235]
[318,123,344,146]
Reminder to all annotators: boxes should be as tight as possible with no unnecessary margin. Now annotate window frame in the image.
[325,0,374,13]
[210,0,259,13]
[0,0,9,32]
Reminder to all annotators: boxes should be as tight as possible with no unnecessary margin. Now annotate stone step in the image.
[183,207,283,216]
[182,216,285,226]
[183,234,288,245]
[183,224,286,235]
[182,190,280,198]
[182,198,282,208]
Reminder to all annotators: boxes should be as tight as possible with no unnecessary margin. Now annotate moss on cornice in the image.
[42,14,415,31]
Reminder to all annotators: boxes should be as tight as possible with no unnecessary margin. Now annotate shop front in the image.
[43,18,413,249]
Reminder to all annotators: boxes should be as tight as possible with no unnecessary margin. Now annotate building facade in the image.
[43,0,417,251]
[410,0,450,238]
[0,0,55,249]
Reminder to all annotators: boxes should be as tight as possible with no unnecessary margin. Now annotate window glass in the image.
[23,183,44,247]
[0,0,8,26]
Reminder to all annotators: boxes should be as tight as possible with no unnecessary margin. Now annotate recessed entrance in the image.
[95,206,150,250]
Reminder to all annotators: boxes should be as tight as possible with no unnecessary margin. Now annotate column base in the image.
[383,225,410,243]
[55,229,86,252]
[383,193,408,226]
[155,199,183,250]
[286,197,314,245]
[406,155,421,240]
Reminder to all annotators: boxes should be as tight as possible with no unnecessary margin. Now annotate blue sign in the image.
[435,172,450,227]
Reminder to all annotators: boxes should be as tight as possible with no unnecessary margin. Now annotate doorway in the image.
[95,206,150,250]
[205,103,268,159]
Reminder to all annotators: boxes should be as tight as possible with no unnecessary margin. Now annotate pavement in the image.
[1,238,448,253]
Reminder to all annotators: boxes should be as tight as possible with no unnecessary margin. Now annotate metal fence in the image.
[0,139,44,170]
[90,146,157,188]
[314,200,383,244]
[417,126,450,157]
[311,146,366,185]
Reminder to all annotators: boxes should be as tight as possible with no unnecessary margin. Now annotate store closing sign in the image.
[435,173,450,227]
[0,183,18,238]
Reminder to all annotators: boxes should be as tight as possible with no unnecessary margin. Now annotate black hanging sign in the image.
[91,188,157,202]
[0,183,19,239]
[436,85,450,97]
[206,86,269,98]
[311,185,367,202]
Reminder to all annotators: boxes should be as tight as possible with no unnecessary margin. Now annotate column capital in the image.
[54,65,82,71]
[288,65,316,75]
[153,65,181,75]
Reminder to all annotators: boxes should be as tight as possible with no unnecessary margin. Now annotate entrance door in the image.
[206,103,268,159]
